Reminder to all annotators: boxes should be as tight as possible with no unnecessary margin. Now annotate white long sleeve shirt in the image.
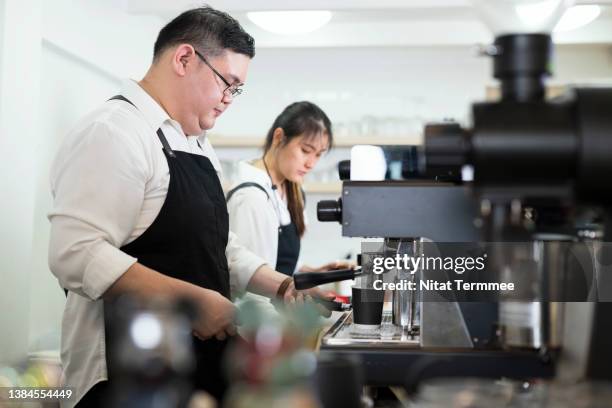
[48,80,266,407]
[226,161,293,270]
[226,161,297,316]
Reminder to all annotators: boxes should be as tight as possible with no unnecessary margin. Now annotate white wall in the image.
[0,0,42,364]
[27,42,122,353]
[1,0,611,362]
[211,44,612,137]
[212,46,488,136]
[43,0,161,79]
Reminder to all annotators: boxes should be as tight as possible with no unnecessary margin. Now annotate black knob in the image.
[424,122,469,167]
[317,199,342,223]
[493,34,551,102]
[338,160,351,180]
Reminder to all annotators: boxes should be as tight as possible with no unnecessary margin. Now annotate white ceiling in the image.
[126,0,612,13]
[125,0,612,47]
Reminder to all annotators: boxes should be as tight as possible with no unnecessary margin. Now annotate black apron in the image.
[226,183,300,276]
[275,222,300,276]
[103,95,231,402]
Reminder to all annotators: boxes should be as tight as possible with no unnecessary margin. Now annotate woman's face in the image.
[276,133,329,183]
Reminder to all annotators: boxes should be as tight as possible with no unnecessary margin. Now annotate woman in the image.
[227,101,350,291]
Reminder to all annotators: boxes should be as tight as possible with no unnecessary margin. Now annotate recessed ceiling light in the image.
[472,0,571,35]
[554,5,601,32]
[247,10,332,35]
[515,0,564,31]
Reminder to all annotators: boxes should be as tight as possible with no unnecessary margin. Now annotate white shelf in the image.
[303,181,342,194]
[222,181,342,195]
[485,84,566,100]
[208,134,422,148]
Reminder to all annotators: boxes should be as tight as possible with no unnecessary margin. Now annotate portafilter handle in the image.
[294,268,362,290]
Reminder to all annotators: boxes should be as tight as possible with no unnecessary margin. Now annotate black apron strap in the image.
[108,94,136,107]
[226,182,270,202]
[156,128,176,158]
[108,94,176,158]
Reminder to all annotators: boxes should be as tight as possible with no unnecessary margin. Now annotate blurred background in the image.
[1,0,611,367]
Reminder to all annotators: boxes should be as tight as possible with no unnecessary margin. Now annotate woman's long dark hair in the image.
[264,101,333,237]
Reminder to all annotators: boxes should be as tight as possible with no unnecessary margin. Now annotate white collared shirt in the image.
[227,161,308,274]
[227,161,301,319]
[227,161,291,269]
[48,80,266,407]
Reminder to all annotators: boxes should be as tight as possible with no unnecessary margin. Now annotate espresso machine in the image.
[311,167,560,389]
[298,2,612,394]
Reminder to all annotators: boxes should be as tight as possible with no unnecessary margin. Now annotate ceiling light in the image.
[247,10,332,35]
[515,0,564,30]
[472,0,571,35]
[554,5,601,32]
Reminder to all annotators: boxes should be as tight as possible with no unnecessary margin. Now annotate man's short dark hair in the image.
[153,6,255,61]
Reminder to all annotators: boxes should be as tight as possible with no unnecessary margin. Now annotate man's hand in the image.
[103,263,237,341]
[192,288,237,341]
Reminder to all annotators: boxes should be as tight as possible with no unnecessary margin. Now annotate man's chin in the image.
[198,118,215,132]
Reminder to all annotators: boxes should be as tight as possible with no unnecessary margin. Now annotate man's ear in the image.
[171,44,195,77]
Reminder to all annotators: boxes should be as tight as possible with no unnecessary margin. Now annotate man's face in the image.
[182,50,250,135]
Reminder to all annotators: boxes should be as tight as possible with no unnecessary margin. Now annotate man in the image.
[48,7,331,408]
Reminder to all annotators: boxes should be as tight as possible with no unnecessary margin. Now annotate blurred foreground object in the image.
[224,300,331,408]
[104,295,197,408]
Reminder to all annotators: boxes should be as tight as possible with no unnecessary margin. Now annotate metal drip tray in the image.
[321,311,420,348]
[319,312,554,387]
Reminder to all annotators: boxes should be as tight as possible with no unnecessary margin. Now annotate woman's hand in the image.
[279,279,336,317]
[300,260,356,273]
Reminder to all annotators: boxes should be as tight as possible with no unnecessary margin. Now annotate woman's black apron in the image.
[102,95,231,403]
[275,221,300,276]
[226,183,300,275]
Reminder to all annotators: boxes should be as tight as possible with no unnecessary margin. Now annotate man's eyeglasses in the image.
[194,50,243,97]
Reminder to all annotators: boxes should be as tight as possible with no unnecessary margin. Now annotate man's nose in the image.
[222,91,234,103]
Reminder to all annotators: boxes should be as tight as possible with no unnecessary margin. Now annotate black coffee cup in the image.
[352,287,384,327]
[315,354,364,408]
